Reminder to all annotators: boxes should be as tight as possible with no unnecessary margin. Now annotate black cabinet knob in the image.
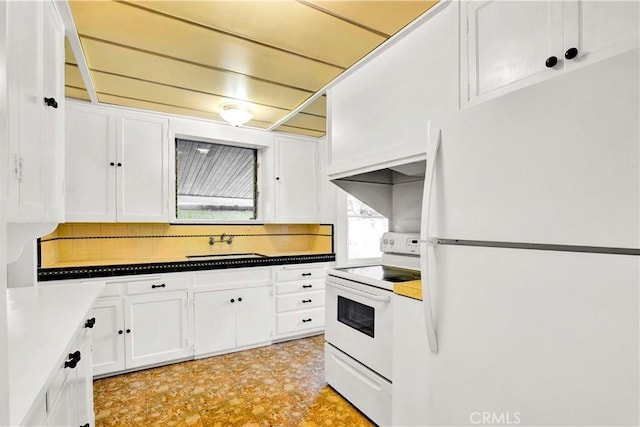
[85,317,96,328]
[302,299,312,303]
[151,284,166,289]
[43,97,58,109]
[126,329,131,333]
[545,56,558,68]
[118,330,123,335]
[80,423,90,427]
[564,47,578,60]
[238,297,243,302]
[117,162,122,167]
[69,350,81,362]
[275,177,280,180]
[302,318,312,323]
[302,284,312,289]
[109,162,115,166]
[230,298,235,303]
[64,359,78,369]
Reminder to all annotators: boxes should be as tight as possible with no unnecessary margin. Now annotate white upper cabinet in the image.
[117,114,169,222]
[65,102,169,222]
[274,136,318,223]
[327,2,459,177]
[463,0,639,106]
[6,0,64,223]
[65,104,116,221]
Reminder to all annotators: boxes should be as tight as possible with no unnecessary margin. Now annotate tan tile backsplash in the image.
[40,223,333,267]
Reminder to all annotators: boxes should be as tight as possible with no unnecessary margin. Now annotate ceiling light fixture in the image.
[218,102,254,127]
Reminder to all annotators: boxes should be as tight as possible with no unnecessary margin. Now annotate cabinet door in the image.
[74,329,95,427]
[65,104,117,221]
[563,1,639,71]
[92,299,125,376]
[194,289,237,356]
[46,373,76,427]
[116,114,169,222]
[6,0,45,221]
[125,292,190,369]
[236,286,273,348]
[465,0,563,105]
[41,0,65,223]
[274,137,317,222]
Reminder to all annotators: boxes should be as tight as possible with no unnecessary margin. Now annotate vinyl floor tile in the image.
[94,335,374,427]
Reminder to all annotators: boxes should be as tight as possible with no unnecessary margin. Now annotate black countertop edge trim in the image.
[37,254,336,282]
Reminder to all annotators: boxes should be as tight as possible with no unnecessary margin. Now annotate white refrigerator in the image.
[407,50,639,426]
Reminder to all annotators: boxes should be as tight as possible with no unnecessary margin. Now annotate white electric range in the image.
[324,232,421,426]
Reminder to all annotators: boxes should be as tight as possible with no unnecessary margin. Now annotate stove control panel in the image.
[380,232,420,255]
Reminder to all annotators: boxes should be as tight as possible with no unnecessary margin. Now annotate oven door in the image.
[325,276,393,380]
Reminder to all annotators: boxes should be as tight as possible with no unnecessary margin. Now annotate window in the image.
[346,194,388,261]
[175,139,257,220]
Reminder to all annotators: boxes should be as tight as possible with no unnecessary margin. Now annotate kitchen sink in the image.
[185,253,268,261]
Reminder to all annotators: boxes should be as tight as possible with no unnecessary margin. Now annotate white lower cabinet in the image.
[194,285,273,357]
[126,292,191,369]
[92,298,125,376]
[91,277,192,377]
[274,264,329,339]
[25,327,95,427]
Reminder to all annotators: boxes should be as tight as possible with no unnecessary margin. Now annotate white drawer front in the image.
[276,308,325,335]
[98,282,122,298]
[275,266,327,282]
[127,277,188,295]
[277,279,325,294]
[325,343,392,426]
[277,291,325,313]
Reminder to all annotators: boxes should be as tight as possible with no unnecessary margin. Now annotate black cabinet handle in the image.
[64,359,78,369]
[126,329,131,333]
[545,56,558,68]
[43,97,58,108]
[302,284,312,289]
[109,162,115,166]
[69,350,81,362]
[302,318,312,323]
[230,298,235,303]
[118,330,123,335]
[238,297,243,302]
[80,423,90,427]
[564,47,578,60]
[151,284,166,289]
[302,299,312,303]
[85,317,96,328]
[301,273,312,277]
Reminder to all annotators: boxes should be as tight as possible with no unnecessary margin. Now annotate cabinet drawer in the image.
[127,277,188,295]
[277,291,325,313]
[276,308,325,335]
[99,282,122,298]
[277,279,325,294]
[275,266,327,282]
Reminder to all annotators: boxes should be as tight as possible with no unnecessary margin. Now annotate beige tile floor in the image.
[93,335,374,426]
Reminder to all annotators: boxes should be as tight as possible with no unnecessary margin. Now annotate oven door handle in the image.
[326,280,391,303]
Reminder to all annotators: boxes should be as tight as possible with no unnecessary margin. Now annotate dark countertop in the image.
[38,253,336,281]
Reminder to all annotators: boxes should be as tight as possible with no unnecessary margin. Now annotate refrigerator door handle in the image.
[419,124,441,353]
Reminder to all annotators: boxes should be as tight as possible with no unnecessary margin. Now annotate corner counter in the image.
[7,282,104,425]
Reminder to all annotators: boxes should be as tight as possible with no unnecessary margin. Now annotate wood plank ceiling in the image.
[65,0,438,138]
